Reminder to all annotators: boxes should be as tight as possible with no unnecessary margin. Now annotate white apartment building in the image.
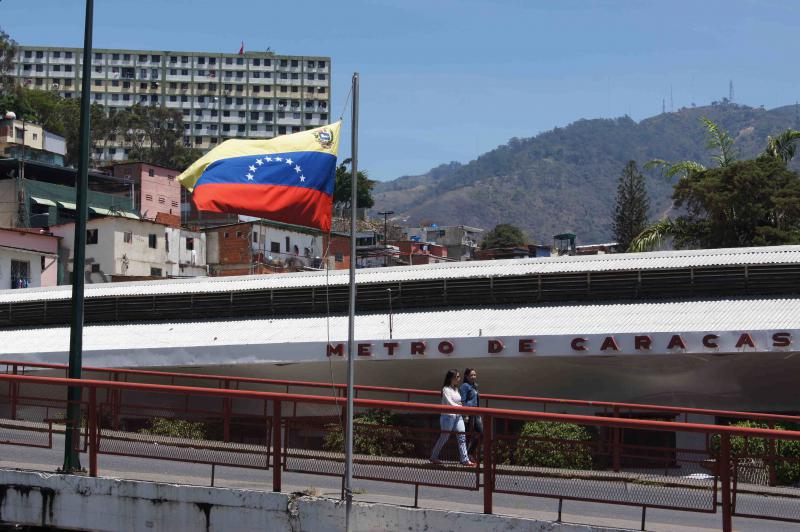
[10,46,331,161]
[51,216,175,282]
[166,227,207,278]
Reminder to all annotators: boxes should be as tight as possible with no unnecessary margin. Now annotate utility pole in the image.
[378,210,394,267]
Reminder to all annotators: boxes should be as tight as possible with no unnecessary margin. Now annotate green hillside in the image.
[373,103,800,244]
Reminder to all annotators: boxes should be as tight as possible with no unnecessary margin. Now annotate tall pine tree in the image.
[612,161,650,251]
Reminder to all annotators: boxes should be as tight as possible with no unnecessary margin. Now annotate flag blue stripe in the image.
[195,151,336,195]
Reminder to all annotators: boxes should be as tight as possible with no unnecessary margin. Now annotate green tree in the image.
[481,223,526,249]
[0,28,17,92]
[333,158,375,211]
[612,161,650,251]
[632,118,800,251]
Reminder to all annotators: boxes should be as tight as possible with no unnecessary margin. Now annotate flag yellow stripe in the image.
[178,121,341,191]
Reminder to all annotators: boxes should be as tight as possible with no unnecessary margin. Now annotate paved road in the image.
[0,436,796,532]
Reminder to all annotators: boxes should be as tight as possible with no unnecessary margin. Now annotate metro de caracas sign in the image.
[325,331,796,359]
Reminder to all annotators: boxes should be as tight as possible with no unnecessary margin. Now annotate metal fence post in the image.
[88,387,98,477]
[223,398,232,442]
[720,433,732,532]
[483,414,493,514]
[10,365,18,421]
[612,406,621,472]
[272,399,282,492]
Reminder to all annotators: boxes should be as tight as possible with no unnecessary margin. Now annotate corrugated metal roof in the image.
[3,244,800,304]
[3,296,798,354]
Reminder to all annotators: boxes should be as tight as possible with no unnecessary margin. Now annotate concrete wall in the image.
[0,469,623,532]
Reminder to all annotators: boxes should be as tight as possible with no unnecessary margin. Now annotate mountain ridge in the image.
[372,103,800,244]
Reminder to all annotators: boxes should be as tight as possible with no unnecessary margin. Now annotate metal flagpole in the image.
[62,0,94,473]
[344,72,359,532]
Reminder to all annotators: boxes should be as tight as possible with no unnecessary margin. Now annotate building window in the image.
[285,236,290,252]
[90,264,101,273]
[148,168,155,177]
[335,254,344,263]
[186,237,194,250]
[148,234,157,248]
[150,267,162,276]
[10,260,30,289]
[123,231,132,243]
[223,232,230,239]
[252,231,258,243]
[270,242,280,253]
[158,196,166,204]
[145,194,153,201]
[171,200,178,207]
[87,229,98,244]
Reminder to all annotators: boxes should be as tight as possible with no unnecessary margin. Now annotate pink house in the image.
[0,227,60,289]
[111,162,181,221]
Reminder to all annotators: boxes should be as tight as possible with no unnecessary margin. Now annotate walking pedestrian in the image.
[459,367,483,461]
[430,369,475,466]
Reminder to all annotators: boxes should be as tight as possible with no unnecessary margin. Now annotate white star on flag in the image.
[299,175,306,182]
[294,165,302,173]
[265,157,272,162]
[246,173,254,180]
[249,165,256,172]
[275,157,283,162]
[256,158,263,165]
[285,158,293,165]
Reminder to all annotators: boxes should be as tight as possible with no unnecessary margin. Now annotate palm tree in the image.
[629,120,800,252]
[764,130,800,164]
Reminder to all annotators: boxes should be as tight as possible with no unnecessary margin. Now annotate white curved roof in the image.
[1,244,799,304]
[3,296,799,354]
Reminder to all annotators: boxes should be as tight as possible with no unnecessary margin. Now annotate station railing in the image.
[1,372,799,531]
[3,358,800,432]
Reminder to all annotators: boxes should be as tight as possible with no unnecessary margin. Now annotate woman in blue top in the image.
[459,368,482,460]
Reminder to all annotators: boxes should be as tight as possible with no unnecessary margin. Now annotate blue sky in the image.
[3,0,799,180]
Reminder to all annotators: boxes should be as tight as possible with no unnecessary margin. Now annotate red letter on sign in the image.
[735,333,755,348]
[327,343,345,357]
[702,334,719,348]
[571,338,587,351]
[518,339,535,353]
[634,335,652,350]
[383,342,400,356]
[357,343,372,357]
[600,336,620,351]
[667,335,686,350]
[772,332,792,347]
[410,341,426,355]
[488,340,504,354]
[438,340,455,354]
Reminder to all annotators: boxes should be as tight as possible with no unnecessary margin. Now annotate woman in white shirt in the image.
[429,369,476,467]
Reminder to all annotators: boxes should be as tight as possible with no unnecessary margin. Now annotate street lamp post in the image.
[377,210,394,267]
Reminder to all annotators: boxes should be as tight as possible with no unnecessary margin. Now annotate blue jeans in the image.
[430,414,469,463]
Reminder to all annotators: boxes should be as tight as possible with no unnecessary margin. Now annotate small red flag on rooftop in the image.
[238,42,244,55]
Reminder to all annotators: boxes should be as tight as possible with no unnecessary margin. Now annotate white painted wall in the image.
[166,227,207,277]
[0,469,620,532]
[251,224,323,268]
[0,247,44,289]
[51,217,170,280]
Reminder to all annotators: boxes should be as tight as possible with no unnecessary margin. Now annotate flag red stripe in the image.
[192,183,332,232]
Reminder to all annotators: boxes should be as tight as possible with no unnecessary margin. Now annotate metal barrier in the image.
[1,372,800,531]
[4,358,800,431]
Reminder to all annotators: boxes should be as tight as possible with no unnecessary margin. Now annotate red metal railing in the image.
[4,359,800,428]
[1,372,800,531]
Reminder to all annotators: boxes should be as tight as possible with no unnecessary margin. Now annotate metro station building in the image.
[2,245,800,415]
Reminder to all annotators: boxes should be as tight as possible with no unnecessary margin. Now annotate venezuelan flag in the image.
[178,122,341,232]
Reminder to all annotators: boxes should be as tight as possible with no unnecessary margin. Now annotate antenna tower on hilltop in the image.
[729,80,734,102]
[662,98,666,114]
[670,85,674,112]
